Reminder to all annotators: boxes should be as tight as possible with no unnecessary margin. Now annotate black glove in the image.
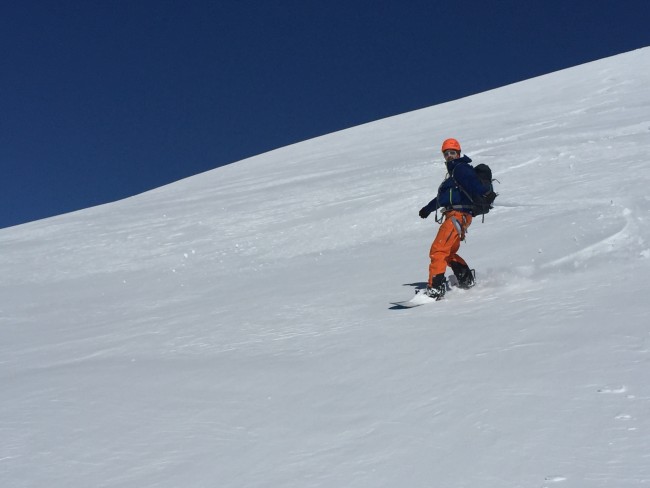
[419,207,431,219]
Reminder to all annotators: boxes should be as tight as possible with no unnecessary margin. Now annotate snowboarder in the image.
[418,138,490,299]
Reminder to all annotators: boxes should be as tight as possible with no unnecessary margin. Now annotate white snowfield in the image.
[2,47,650,487]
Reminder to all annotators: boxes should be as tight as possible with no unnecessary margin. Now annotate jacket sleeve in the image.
[422,197,439,212]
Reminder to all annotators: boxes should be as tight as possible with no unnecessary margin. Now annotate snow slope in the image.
[2,47,650,487]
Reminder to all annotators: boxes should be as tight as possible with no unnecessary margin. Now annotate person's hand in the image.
[419,207,431,219]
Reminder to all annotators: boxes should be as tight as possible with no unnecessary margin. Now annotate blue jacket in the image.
[422,155,488,214]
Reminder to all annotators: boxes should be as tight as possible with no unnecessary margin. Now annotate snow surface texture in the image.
[2,48,650,487]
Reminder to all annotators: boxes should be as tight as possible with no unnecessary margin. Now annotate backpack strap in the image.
[450,166,478,206]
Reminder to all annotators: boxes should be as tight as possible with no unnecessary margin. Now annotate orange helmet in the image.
[441,138,461,153]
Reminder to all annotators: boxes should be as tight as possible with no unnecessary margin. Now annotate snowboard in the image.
[390,276,461,309]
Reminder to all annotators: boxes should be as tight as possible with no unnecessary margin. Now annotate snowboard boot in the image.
[425,273,447,300]
[450,262,476,289]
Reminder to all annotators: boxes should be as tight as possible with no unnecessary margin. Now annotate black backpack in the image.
[471,163,498,217]
[452,163,498,218]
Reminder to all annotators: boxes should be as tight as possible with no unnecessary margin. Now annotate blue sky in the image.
[2,0,650,229]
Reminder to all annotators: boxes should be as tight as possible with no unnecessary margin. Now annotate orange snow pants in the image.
[428,210,472,286]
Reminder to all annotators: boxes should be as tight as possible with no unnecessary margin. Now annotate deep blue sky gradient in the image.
[2,0,650,228]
